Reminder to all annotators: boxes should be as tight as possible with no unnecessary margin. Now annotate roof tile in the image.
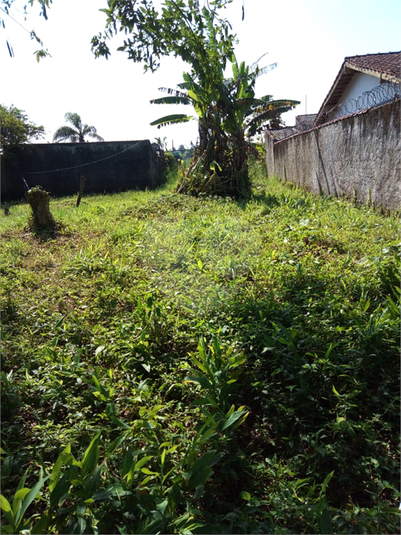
[345,51,401,81]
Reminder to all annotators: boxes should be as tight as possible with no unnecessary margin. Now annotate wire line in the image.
[0,6,33,36]
[23,140,148,176]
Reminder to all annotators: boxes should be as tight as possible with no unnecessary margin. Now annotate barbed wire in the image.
[326,81,400,121]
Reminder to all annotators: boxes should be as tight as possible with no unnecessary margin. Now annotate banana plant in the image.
[150,46,299,196]
[225,54,300,138]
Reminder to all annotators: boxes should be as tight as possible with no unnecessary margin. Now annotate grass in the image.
[1,161,400,534]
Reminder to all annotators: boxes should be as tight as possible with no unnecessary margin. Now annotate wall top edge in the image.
[273,98,399,145]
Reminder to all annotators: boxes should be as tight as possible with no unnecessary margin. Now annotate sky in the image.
[1,0,400,149]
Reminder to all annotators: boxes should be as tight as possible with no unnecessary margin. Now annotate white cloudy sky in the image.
[1,0,400,149]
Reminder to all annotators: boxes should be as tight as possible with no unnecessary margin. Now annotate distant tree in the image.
[0,104,45,149]
[154,136,168,151]
[53,112,104,143]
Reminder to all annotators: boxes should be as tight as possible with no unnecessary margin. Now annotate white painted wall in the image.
[333,72,380,118]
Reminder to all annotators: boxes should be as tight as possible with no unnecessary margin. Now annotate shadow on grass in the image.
[214,267,399,511]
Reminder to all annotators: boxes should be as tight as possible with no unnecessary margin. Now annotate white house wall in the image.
[334,72,380,118]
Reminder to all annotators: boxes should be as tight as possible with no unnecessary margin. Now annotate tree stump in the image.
[25,187,56,230]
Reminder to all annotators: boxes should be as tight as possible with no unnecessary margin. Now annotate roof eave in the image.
[344,62,401,84]
[314,61,349,125]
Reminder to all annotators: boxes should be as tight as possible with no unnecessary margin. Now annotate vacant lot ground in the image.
[1,163,400,534]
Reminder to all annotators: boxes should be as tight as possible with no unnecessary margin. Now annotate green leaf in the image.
[196,418,220,444]
[134,455,154,472]
[50,473,71,508]
[321,470,334,493]
[241,491,251,501]
[225,405,235,418]
[49,444,73,492]
[77,512,86,533]
[30,512,49,534]
[122,450,133,479]
[209,160,222,172]
[141,467,158,476]
[84,465,102,500]
[220,408,249,431]
[224,511,240,523]
[0,494,12,513]
[160,448,166,468]
[156,498,168,516]
[319,505,333,534]
[91,375,108,400]
[15,471,28,493]
[332,385,341,396]
[1,455,13,487]
[1,494,15,529]
[12,487,30,516]
[109,414,131,429]
[150,114,193,128]
[81,431,101,477]
[228,353,247,368]
[184,375,212,389]
[92,483,132,501]
[162,464,179,484]
[187,450,223,489]
[106,434,126,456]
[194,485,205,500]
[191,353,209,373]
[150,95,191,105]
[14,475,50,527]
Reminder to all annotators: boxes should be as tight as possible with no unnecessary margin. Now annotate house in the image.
[265,52,401,211]
[314,51,401,125]
[268,51,400,141]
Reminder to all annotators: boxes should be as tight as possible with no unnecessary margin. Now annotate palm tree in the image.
[53,112,104,143]
[153,136,168,151]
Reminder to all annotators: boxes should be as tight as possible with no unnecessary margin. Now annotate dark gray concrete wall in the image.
[1,140,166,201]
[266,100,401,211]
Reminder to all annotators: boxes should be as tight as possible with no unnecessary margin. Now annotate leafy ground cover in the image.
[1,162,400,534]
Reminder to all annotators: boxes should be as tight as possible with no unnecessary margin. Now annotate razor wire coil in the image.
[327,81,400,121]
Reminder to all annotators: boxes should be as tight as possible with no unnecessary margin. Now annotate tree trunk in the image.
[25,188,56,230]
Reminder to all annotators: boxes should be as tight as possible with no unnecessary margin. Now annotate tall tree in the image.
[0,104,45,148]
[92,0,298,196]
[53,112,104,143]
[91,0,236,73]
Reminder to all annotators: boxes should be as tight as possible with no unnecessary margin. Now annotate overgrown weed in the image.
[1,164,399,533]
